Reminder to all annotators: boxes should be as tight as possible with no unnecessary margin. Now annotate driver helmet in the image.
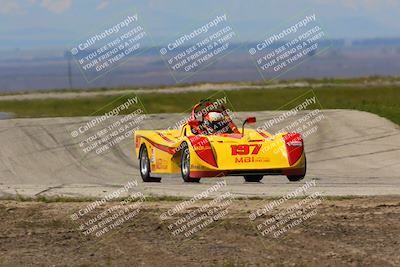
[203,111,230,134]
[204,111,224,123]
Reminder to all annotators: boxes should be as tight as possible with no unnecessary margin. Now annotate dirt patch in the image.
[0,196,399,266]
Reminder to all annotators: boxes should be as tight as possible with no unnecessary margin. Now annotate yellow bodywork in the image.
[134,123,305,177]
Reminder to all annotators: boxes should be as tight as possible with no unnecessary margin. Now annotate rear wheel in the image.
[139,145,151,181]
[139,145,161,182]
[181,143,200,183]
[244,175,264,182]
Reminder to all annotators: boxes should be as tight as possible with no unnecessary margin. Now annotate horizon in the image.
[1,0,400,51]
[1,0,400,92]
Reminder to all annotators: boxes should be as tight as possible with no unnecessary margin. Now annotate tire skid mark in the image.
[310,148,400,163]
[307,132,400,154]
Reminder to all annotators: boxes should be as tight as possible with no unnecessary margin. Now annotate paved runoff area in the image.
[0,109,399,199]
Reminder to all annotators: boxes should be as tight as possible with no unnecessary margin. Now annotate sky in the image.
[1,0,400,50]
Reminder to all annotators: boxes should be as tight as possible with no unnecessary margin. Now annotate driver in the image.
[201,111,233,135]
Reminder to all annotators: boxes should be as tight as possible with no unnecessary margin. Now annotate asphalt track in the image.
[0,110,399,198]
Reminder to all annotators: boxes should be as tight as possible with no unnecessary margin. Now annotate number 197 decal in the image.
[231,144,262,155]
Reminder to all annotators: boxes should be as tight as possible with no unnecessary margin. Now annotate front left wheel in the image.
[181,142,200,183]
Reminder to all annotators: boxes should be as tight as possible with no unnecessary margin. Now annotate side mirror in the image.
[245,117,256,124]
[188,120,197,128]
[242,117,256,136]
[188,120,201,135]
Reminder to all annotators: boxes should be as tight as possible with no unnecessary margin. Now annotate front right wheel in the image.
[181,142,200,183]
[286,157,307,182]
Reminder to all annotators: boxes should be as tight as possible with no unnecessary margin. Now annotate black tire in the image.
[181,142,200,183]
[244,175,264,182]
[139,145,153,182]
[286,157,307,182]
[287,175,305,182]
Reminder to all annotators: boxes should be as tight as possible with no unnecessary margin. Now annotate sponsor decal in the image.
[235,156,270,163]
[156,158,168,169]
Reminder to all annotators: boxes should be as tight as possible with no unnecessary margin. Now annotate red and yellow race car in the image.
[134,100,306,183]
